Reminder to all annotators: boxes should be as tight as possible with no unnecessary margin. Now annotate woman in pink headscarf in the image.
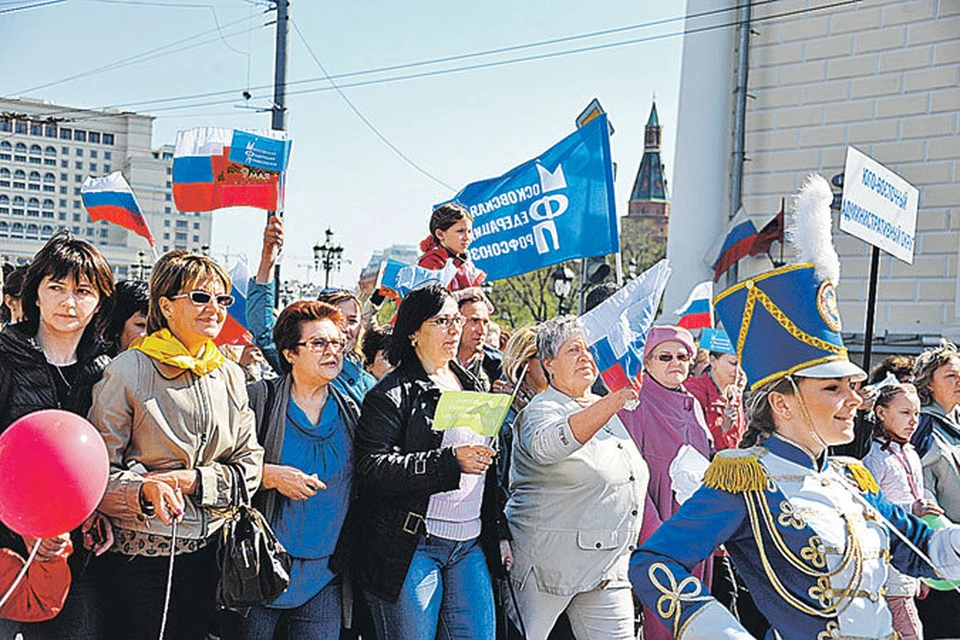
[618,325,713,640]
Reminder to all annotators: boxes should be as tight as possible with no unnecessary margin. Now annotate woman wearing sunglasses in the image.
[353,284,504,639]
[618,325,713,640]
[89,251,263,640]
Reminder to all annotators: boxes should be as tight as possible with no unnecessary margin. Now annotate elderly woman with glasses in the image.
[89,251,263,640]
[617,325,713,640]
[353,284,505,639]
[505,316,646,640]
[229,300,360,639]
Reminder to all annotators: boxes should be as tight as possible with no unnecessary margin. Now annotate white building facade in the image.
[0,98,212,277]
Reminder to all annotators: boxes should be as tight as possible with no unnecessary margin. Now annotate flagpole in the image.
[269,0,289,308]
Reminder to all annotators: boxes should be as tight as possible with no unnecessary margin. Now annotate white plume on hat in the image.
[786,174,841,284]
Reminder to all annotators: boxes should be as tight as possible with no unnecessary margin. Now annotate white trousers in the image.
[505,578,635,640]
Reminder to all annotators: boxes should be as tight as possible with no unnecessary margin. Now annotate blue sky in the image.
[2,0,686,287]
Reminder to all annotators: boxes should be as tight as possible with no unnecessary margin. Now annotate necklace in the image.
[49,361,75,389]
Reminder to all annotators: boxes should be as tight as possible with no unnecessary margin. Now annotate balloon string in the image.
[0,538,42,612]
[158,520,177,640]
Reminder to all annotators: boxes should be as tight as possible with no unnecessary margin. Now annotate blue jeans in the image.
[236,578,342,640]
[365,535,495,640]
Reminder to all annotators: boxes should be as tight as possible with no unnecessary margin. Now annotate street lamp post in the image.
[313,228,344,289]
[550,265,576,315]
[131,251,149,281]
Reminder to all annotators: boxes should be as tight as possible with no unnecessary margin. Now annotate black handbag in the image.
[216,465,293,609]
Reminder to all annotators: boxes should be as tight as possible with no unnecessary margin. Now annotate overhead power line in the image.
[291,17,455,191]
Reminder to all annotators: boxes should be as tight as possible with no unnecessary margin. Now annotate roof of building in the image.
[631,102,668,202]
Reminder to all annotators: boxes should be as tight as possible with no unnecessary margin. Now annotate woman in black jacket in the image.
[354,284,503,640]
[0,231,115,640]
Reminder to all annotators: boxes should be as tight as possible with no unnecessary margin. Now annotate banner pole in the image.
[861,246,880,372]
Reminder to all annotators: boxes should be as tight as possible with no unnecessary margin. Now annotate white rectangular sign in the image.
[839,146,919,264]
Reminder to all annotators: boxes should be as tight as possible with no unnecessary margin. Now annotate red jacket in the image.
[418,239,486,291]
[684,374,746,451]
[0,541,72,622]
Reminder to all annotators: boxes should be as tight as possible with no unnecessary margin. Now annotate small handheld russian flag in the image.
[80,172,155,247]
[674,281,713,330]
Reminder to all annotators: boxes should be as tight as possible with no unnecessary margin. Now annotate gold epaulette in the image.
[703,448,769,493]
[830,457,880,494]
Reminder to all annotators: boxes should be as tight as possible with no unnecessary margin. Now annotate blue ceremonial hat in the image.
[714,263,863,390]
[712,174,866,391]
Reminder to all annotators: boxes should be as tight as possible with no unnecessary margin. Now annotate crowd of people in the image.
[0,198,959,640]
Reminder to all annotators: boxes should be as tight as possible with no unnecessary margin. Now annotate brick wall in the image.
[740,0,959,338]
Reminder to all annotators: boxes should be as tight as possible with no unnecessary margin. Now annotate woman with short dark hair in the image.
[0,231,115,640]
[234,300,360,639]
[90,250,263,640]
[353,283,503,639]
[102,279,149,357]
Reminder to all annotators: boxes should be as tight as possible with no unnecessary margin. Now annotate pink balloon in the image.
[0,409,109,538]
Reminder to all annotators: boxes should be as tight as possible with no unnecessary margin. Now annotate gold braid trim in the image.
[703,453,769,493]
[832,458,880,494]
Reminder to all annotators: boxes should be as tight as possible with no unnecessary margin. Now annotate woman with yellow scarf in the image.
[89,251,263,640]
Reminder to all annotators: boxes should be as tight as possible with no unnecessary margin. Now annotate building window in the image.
[15,143,26,153]
[0,120,10,133]
[58,212,66,220]
[163,220,170,227]
[193,222,200,230]
[163,232,170,240]
[74,130,86,142]
[45,126,57,138]
[15,122,26,134]
[71,226,79,234]
[89,132,100,144]
[60,159,68,168]
[166,167,172,175]
[29,145,41,155]
[104,151,112,160]
[28,157,41,165]
[193,235,200,243]
[28,171,40,182]
[75,161,82,170]
[44,146,56,157]
[103,164,111,172]
[164,193,171,201]
[90,150,97,159]
[74,175,82,183]
[73,187,80,195]
[42,199,54,209]
[43,159,56,167]
[165,180,171,188]
[60,129,71,140]
[30,124,42,136]
[59,199,67,207]
[26,224,39,239]
[0,154,8,162]
[176,220,187,229]
[175,232,187,242]
[73,201,81,209]
[99,228,108,238]
[73,213,81,222]
[164,207,171,214]
[41,225,54,239]
[163,245,169,252]
[59,186,67,195]
[89,163,97,172]
[14,170,25,180]
[43,173,54,184]
[11,223,23,238]
[76,149,83,157]
[102,134,114,146]
[60,173,67,181]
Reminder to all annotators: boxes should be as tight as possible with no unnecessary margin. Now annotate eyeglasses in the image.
[655,353,690,363]
[428,315,466,329]
[296,337,346,353]
[171,291,235,308]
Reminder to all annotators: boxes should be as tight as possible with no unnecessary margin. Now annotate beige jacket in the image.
[89,349,263,542]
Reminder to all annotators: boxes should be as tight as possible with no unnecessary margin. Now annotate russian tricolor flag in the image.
[173,128,292,213]
[215,258,254,347]
[675,281,713,330]
[710,209,758,282]
[581,259,671,391]
[80,172,154,246]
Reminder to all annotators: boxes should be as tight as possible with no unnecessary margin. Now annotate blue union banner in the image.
[444,115,619,281]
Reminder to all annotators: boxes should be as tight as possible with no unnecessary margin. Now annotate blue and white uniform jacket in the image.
[629,434,960,639]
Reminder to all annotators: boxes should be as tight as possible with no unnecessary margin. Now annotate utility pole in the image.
[269,0,289,307]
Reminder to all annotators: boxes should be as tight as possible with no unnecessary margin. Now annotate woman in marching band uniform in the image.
[629,175,960,640]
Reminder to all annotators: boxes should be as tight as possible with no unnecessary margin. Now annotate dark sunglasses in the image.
[655,352,690,363]
[171,290,235,308]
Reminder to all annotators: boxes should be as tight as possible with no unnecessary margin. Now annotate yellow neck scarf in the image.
[133,328,224,376]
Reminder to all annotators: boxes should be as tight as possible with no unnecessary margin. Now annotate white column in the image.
[663,0,737,319]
